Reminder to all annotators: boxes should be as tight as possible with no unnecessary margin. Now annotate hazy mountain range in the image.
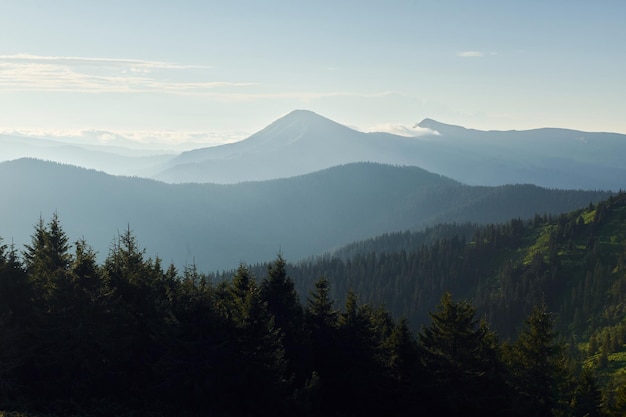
[155,110,626,190]
[0,134,173,177]
[1,110,624,271]
[0,159,611,272]
[2,110,625,190]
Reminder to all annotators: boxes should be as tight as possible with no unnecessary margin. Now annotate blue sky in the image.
[1,0,625,148]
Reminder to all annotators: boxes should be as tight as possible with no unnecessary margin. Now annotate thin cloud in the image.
[0,54,401,102]
[457,51,484,57]
[0,53,254,94]
[0,53,210,70]
[185,90,398,102]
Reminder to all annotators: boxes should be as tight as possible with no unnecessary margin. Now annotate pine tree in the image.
[386,318,419,384]
[384,318,425,415]
[0,239,30,398]
[101,227,170,404]
[71,238,102,300]
[506,303,571,417]
[304,277,339,414]
[570,368,604,417]
[306,276,338,331]
[220,264,289,415]
[418,291,508,416]
[335,291,389,415]
[0,239,30,316]
[260,254,307,386]
[23,213,72,307]
[104,225,146,291]
[260,254,303,334]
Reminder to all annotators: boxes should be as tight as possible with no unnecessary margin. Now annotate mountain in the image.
[154,110,462,184]
[155,110,626,191]
[0,158,611,272]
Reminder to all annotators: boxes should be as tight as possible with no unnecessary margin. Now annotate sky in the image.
[1,0,625,150]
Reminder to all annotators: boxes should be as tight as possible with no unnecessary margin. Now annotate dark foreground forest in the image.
[2,191,626,416]
[1,210,623,417]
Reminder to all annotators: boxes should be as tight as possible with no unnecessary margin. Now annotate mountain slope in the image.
[155,110,626,190]
[155,110,445,184]
[280,192,626,341]
[0,158,611,272]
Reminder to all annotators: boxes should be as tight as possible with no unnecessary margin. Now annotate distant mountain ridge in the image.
[155,110,408,184]
[4,110,624,191]
[154,110,626,191]
[0,134,174,177]
[0,158,612,272]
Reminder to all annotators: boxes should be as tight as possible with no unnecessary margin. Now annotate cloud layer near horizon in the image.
[0,126,247,151]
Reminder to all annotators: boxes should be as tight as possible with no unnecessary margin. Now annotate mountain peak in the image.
[255,109,356,142]
[282,109,324,118]
[274,109,342,126]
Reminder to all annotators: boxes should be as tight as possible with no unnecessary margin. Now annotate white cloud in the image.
[0,53,255,94]
[457,51,484,57]
[365,123,440,137]
[0,54,404,105]
[174,90,397,103]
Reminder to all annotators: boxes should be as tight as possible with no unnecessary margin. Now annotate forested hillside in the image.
[0,212,619,416]
[0,159,611,272]
[268,192,626,402]
[276,193,626,339]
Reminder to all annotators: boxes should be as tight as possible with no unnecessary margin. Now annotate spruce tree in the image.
[0,239,30,399]
[304,277,339,413]
[260,254,307,386]
[570,368,604,417]
[220,264,289,415]
[418,291,508,416]
[505,303,571,417]
[23,213,72,307]
[335,291,389,416]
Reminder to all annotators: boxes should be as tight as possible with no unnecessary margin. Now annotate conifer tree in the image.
[419,291,507,416]
[23,213,72,307]
[0,239,29,316]
[506,303,571,417]
[335,291,389,415]
[385,318,420,383]
[260,254,307,385]
[260,254,303,333]
[225,264,289,415]
[610,374,626,417]
[71,238,102,299]
[570,368,604,417]
[306,276,337,331]
[383,318,425,415]
[304,277,339,413]
[0,239,30,399]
